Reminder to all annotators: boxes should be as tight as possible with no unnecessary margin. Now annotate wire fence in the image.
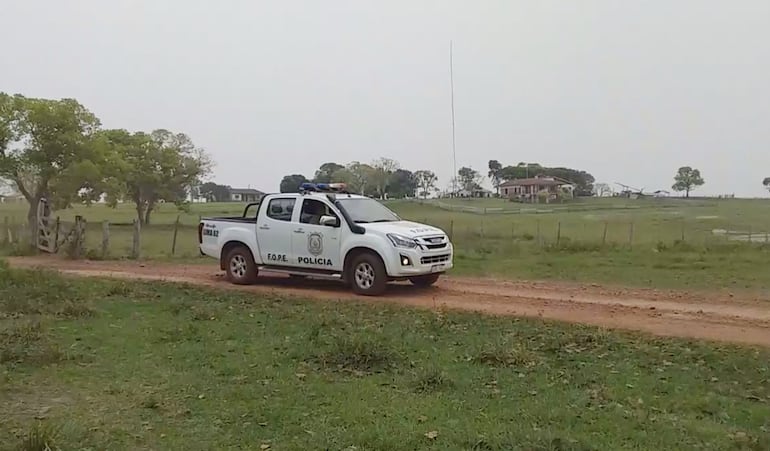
[2,210,769,261]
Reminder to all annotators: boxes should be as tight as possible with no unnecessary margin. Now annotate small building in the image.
[229,188,264,203]
[499,176,575,203]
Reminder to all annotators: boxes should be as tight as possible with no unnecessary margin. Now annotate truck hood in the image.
[362,221,445,238]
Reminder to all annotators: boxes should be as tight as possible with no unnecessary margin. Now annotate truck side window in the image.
[266,198,295,222]
[300,199,335,225]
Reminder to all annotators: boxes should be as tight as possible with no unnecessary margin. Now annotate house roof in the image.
[230,188,264,195]
[500,177,570,187]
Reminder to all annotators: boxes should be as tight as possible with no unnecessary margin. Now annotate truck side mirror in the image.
[320,215,339,227]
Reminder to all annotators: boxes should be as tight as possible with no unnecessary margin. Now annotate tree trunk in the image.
[27,201,38,248]
[144,202,155,226]
[135,204,146,225]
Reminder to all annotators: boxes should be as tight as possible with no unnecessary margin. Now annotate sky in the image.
[2,0,769,196]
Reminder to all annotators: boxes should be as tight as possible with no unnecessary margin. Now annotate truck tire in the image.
[409,273,440,287]
[225,246,258,285]
[349,252,387,296]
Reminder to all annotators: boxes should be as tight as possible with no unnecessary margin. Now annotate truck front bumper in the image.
[385,244,454,278]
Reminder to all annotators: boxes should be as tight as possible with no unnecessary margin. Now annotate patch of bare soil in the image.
[8,256,770,347]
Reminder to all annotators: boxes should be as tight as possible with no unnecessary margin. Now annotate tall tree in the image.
[458,167,482,192]
[414,170,438,199]
[313,162,345,183]
[102,129,211,225]
[346,161,376,195]
[387,169,417,198]
[592,183,613,197]
[487,160,503,195]
[199,182,232,202]
[672,166,704,198]
[370,157,400,199]
[279,174,308,193]
[0,94,103,241]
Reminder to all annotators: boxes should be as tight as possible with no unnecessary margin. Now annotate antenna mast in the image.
[449,40,458,194]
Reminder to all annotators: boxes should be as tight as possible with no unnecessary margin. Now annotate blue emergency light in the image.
[299,182,348,193]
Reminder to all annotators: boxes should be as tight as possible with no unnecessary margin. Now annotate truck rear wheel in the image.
[225,246,257,285]
[349,252,387,296]
[409,273,440,287]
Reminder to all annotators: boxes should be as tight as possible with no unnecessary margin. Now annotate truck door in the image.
[257,197,297,266]
[291,198,343,272]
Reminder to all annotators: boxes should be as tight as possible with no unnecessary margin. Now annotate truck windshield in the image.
[337,198,400,223]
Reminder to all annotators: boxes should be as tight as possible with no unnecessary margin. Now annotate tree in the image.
[102,129,211,225]
[672,166,704,198]
[0,94,104,243]
[199,182,232,202]
[387,169,417,198]
[346,161,376,196]
[279,174,308,193]
[458,167,482,193]
[370,157,400,199]
[498,163,543,181]
[592,183,613,197]
[313,162,345,183]
[487,160,503,195]
[763,177,770,192]
[414,170,438,199]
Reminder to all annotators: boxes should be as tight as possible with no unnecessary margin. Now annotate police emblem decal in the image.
[307,232,323,256]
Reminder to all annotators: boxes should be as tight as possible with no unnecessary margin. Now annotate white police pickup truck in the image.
[198,183,453,295]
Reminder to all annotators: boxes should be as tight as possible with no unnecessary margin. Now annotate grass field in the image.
[2,263,769,450]
[1,197,770,290]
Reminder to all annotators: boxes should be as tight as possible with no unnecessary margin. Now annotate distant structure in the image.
[500,176,575,203]
[229,188,264,202]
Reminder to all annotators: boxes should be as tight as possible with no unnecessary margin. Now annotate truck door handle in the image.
[294,228,304,234]
[259,225,270,230]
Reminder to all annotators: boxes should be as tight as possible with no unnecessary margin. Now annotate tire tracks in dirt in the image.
[7,256,770,347]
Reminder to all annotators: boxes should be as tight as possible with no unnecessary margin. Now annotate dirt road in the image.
[8,256,770,347]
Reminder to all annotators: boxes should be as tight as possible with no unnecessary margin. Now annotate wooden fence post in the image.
[171,215,180,255]
[480,219,484,238]
[536,220,542,246]
[54,217,61,252]
[2,216,8,245]
[101,221,110,259]
[556,221,561,245]
[680,220,685,242]
[131,219,141,259]
[448,220,454,241]
[602,222,608,246]
[628,222,635,249]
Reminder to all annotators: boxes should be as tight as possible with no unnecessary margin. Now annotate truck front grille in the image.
[421,254,450,265]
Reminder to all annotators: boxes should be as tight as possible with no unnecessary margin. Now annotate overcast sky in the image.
[2,1,768,196]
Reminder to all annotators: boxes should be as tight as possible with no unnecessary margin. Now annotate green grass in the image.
[2,198,770,290]
[1,262,770,450]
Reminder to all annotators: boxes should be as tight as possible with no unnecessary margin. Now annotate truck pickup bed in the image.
[198,192,453,296]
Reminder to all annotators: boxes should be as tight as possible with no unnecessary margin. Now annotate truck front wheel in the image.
[409,273,440,287]
[349,252,387,296]
[225,246,258,285]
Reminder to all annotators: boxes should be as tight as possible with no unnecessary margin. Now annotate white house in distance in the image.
[229,188,264,203]
[499,175,575,203]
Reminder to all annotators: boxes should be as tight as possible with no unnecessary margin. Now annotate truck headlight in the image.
[387,233,417,249]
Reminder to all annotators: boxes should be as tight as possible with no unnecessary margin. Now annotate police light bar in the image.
[299,182,348,193]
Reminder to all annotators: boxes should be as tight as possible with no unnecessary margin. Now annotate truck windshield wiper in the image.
[371,219,395,223]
